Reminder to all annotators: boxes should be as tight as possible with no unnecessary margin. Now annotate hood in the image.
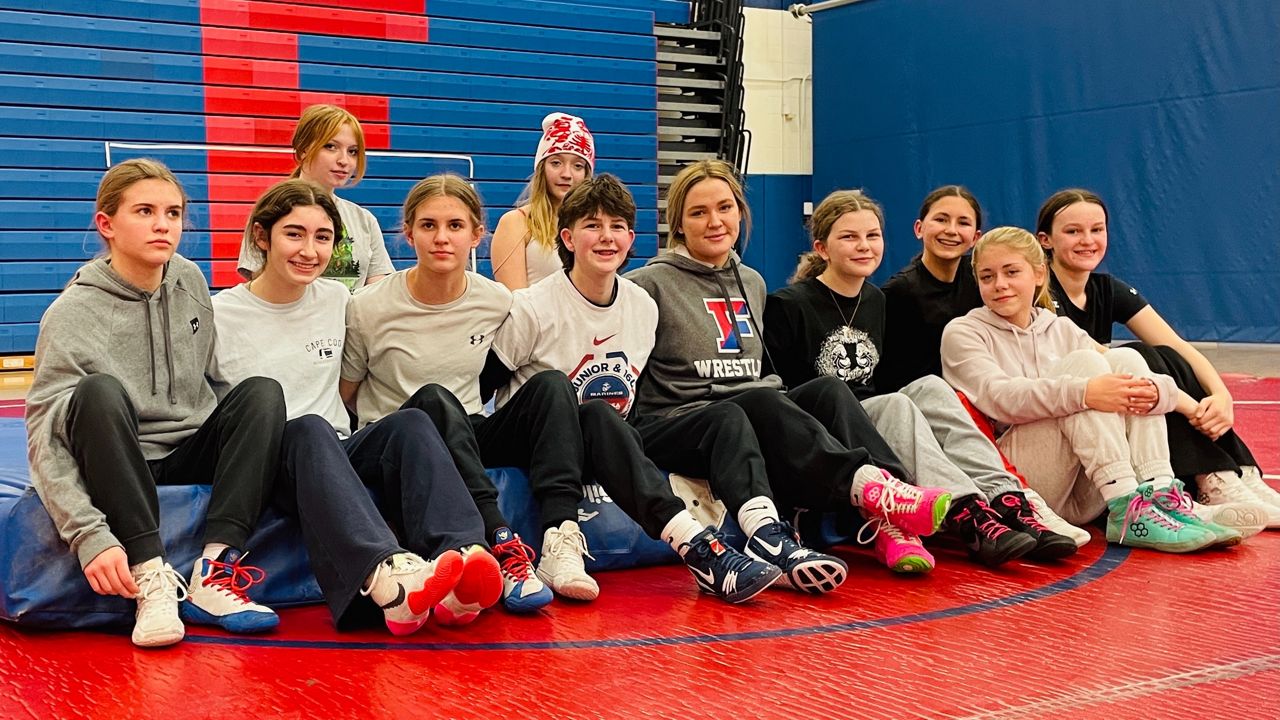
[643,247,745,276]
[970,305,1059,335]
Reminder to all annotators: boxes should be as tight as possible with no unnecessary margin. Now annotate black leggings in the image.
[1124,342,1257,491]
[66,374,286,565]
[402,370,584,537]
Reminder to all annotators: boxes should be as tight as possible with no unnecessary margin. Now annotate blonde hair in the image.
[402,174,485,234]
[517,156,593,253]
[290,104,367,185]
[973,226,1054,310]
[664,159,751,250]
[791,189,884,283]
[94,159,187,258]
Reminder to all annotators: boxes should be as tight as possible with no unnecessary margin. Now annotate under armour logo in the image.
[469,334,484,345]
[190,318,200,334]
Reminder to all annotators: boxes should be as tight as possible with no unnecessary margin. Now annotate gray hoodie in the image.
[25,256,218,567]
[625,249,782,417]
[941,305,1178,429]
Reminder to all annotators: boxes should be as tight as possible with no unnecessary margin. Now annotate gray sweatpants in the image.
[862,375,1023,501]
[996,348,1174,525]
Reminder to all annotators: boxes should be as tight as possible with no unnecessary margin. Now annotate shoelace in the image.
[1151,483,1197,518]
[358,554,427,598]
[953,506,1014,541]
[687,531,756,574]
[492,536,538,581]
[202,553,266,604]
[855,517,917,546]
[1000,494,1053,533]
[544,526,596,564]
[1121,493,1183,543]
[868,474,923,518]
[136,563,189,602]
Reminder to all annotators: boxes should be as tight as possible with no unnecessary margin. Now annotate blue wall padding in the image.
[741,174,813,292]
[812,0,1280,342]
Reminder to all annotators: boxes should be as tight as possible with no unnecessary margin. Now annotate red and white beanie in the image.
[535,112,595,171]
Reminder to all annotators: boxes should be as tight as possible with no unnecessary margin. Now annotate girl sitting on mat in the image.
[26,159,286,647]
[942,227,1250,553]
[212,178,502,635]
[1037,188,1275,530]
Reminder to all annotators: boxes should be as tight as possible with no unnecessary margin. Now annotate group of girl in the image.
[26,103,1273,649]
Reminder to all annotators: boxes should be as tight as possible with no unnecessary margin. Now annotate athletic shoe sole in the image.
[1026,534,1080,561]
[180,604,279,633]
[744,549,847,595]
[971,532,1038,568]
[694,565,783,604]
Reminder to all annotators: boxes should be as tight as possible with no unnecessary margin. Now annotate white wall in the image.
[741,7,813,174]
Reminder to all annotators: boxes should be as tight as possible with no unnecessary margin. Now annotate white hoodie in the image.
[941,306,1177,427]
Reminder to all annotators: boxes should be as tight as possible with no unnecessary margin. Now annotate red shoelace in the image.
[203,555,267,602]
[491,538,537,581]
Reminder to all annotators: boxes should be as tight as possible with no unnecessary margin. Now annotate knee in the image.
[381,408,443,444]
[735,386,786,412]
[1104,347,1152,376]
[405,383,458,416]
[807,375,851,397]
[526,370,576,405]
[902,374,953,401]
[283,414,337,451]
[579,400,628,438]
[72,373,130,409]
[1057,349,1111,377]
[233,376,286,419]
[875,392,915,420]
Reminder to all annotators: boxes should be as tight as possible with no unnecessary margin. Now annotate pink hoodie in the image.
[941,306,1178,427]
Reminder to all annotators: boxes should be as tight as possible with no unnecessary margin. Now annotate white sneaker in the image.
[1198,471,1280,529]
[1237,466,1280,510]
[130,558,187,648]
[180,550,279,633]
[535,520,599,601]
[360,551,462,636]
[1192,500,1266,540]
[1021,487,1092,547]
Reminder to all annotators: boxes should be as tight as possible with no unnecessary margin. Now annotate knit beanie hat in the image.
[534,112,595,171]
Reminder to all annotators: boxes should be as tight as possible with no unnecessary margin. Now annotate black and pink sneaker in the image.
[992,491,1079,561]
[946,495,1036,567]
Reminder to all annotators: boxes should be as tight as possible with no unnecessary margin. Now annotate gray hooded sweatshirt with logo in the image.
[625,249,783,417]
[25,256,218,568]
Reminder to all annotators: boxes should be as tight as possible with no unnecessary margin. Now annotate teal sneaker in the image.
[1151,479,1242,548]
[1104,482,1217,553]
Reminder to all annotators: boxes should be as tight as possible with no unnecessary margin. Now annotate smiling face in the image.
[299,123,359,191]
[406,194,483,277]
[255,204,335,289]
[1041,200,1108,273]
[562,211,635,280]
[915,194,979,262]
[818,209,883,280]
[95,178,184,270]
[542,152,590,204]
[678,177,741,267]
[974,244,1047,328]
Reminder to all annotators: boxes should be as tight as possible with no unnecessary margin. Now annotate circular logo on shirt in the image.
[815,326,878,385]
[570,351,639,416]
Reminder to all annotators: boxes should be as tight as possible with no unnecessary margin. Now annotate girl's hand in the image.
[84,546,140,599]
[1190,393,1234,440]
[1085,374,1159,414]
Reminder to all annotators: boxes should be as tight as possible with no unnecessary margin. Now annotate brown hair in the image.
[791,189,885,283]
[972,226,1054,310]
[402,174,485,234]
[290,104,367,185]
[1035,188,1108,236]
[96,158,186,219]
[244,179,343,276]
[664,159,751,251]
[556,174,636,270]
[918,185,983,228]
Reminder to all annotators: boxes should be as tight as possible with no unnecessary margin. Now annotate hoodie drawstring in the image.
[728,259,780,379]
[144,295,158,397]
[159,282,176,405]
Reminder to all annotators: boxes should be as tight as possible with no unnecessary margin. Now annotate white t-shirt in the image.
[237,195,395,289]
[492,270,658,417]
[342,269,513,425]
[210,279,353,437]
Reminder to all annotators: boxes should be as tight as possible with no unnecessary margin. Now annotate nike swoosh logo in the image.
[690,566,716,585]
[593,334,617,346]
[377,583,405,610]
[754,537,784,556]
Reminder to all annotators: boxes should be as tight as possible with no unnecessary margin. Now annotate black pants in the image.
[629,401,772,521]
[66,374,285,565]
[1125,342,1258,491]
[723,377,909,513]
[402,370,584,537]
[276,411,483,628]
[578,401,688,540]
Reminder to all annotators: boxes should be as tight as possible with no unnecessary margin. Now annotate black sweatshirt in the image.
[763,277,885,400]
[875,254,981,393]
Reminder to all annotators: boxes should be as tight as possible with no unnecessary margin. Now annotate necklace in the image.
[820,275,862,329]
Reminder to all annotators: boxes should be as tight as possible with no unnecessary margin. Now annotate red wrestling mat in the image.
[2,376,1278,719]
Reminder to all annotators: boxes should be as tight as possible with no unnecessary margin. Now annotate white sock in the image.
[201,543,229,562]
[849,465,881,507]
[661,511,705,556]
[737,496,779,538]
[1099,477,1139,502]
[1147,476,1176,490]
